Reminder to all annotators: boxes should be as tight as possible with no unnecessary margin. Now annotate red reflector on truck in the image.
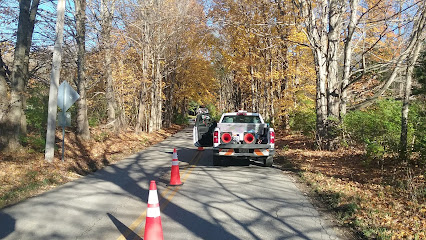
[270,131,275,144]
[221,133,232,143]
[244,133,255,144]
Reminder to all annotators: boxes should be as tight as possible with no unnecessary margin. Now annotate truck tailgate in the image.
[217,123,267,135]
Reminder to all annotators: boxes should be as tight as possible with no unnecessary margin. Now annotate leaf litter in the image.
[0,124,184,208]
[274,130,425,239]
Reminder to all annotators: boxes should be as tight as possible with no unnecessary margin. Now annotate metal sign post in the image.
[57,81,79,161]
[58,111,71,161]
[62,125,65,161]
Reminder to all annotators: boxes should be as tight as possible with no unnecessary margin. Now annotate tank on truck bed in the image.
[193,110,275,166]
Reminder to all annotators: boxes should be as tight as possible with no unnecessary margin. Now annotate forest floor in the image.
[274,130,425,239]
[0,125,424,239]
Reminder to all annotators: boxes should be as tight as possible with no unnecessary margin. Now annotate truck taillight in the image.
[270,131,275,144]
[221,133,232,143]
[213,131,219,143]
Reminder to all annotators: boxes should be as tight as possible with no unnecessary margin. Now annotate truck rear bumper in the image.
[213,146,275,157]
[215,144,271,148]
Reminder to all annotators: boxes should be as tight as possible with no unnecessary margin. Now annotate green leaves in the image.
[344,99,425,161]
[289,108,316,137]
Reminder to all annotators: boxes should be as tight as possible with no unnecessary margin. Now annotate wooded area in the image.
[0,0,425,238]
[0,0,425,154]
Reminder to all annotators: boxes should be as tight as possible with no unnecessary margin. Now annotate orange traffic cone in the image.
[169,148,183,186]
[197,146,204,151]
[144,180,163,240]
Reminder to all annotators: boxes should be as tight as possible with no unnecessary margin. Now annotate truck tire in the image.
[264,156,273,167]
[213,155,222,166]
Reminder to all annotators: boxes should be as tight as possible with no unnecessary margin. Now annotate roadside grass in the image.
[1,173,64,207]
[0,124,185,209]
[274,130,425,240]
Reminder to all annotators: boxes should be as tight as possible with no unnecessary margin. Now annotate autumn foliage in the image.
[0,0,425,239]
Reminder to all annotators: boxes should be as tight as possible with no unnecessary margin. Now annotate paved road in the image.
[0,126,343,240]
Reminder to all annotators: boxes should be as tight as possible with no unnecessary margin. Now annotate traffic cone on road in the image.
[169,148,183,186]
[197,146,204,151]
[144,180,163,240]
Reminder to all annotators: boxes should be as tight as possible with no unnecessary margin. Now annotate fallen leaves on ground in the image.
[1,125,424,239]
[274,130,425,240]
[0,124,185,208]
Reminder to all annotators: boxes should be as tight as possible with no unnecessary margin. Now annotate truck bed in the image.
[216,123,268,136]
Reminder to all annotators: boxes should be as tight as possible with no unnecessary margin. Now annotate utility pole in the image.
[45,0,66,162]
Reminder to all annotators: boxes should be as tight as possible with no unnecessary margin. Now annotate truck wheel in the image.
[213,156,222,166]
[264,156,273,167]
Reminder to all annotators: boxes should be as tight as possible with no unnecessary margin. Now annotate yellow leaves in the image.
[288,27,308,47]
[175,54,217,105]
[253,71,262,79]
[109,34,142,116]
[212,0,318,114]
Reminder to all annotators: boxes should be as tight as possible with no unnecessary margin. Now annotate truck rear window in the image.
[221,116,261,123]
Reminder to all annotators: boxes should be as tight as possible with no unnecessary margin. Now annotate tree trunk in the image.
[105,45,116,125]
[45,0,65,162]
[101,0,117,130]
[164,69,174,128]
[149,86,155,133]
[250,64,256,112]
[296,0,329,149]
[156,57,162,130]
[262,80,267,117]
[0,51,9,149]
[136,81,147,133]
[75,0,90,140]
[136,45,149,133]
[340,0,360,117]
[326,0,344,150]
[270,63,275,126]
[7,0,40,151]
[0,51,9,121]
[180,97,187,117]
[327,0,343,119]
[314,47,328,150]
[353,8,426,110]
[149,54,156,133]
[400,40,424,159]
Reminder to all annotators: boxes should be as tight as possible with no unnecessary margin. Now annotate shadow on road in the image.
[199,166,313,240]
[0,211,15,238]
[107,213,141,240]
[99,146,242,239]
[0,126,337,240]
[162,199,241,240]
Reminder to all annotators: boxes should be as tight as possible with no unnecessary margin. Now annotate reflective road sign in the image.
[57,81,79,112]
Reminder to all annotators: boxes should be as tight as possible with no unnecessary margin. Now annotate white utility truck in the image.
[193,110,275,166]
